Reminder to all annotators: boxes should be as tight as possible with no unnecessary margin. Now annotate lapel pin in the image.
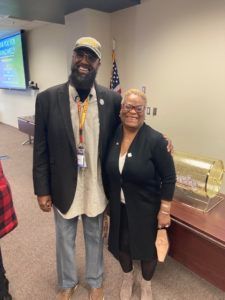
[99,99,104,105]
[128,153,132,157]
[116,142,119,145]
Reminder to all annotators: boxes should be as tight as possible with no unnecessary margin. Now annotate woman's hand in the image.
[157,211,171,229]
[157,200,172,228]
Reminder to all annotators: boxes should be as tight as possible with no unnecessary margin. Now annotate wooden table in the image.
[168,196,225,291]
[18,116,35,144]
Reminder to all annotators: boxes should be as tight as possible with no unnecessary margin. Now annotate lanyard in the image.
[76,96,89,144]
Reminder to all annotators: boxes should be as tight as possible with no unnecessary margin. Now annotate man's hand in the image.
[163,135,174,153]
[37,195,52,212]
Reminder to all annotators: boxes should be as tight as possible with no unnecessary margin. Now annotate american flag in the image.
[110,50,121,94]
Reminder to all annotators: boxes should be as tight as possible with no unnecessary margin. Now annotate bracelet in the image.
[160,210,170,215]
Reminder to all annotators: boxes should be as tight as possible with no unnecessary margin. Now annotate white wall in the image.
[0,89,36,126]
[65,9,112,86]
[28,23,68,91]
[0,9,111,127]
[0,23,67,127]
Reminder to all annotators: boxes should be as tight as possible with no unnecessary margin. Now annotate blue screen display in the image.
[0,31,28,90]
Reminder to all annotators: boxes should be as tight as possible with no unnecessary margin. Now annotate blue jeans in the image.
[53,207,104,289]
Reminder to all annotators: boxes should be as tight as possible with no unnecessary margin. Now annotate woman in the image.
[105,89,176,300]
[0,160,18,300]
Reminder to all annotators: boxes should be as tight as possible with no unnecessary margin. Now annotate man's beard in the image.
[69,65,97,90]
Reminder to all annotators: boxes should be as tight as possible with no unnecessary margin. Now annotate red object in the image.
[0,161,18,238]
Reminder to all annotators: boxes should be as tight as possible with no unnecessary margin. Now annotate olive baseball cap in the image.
[74,37,102,59]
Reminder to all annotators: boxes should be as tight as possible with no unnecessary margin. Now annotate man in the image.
[33,37,122,300]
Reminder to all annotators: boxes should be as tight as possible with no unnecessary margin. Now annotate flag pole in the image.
[112,39,116,51]
[110,38,121,94]
[112,39,116,60]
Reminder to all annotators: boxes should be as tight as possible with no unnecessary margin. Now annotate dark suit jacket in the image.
[104,123,176,260]
[33,82,121,213]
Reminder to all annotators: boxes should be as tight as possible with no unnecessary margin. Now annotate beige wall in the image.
[112,0,225,191]
[0,0,224,191]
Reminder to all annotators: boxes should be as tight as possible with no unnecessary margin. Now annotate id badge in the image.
[77,145,87,168]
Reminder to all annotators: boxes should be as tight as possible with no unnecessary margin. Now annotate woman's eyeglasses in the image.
[122,103,145,114]
[75,49,98,64]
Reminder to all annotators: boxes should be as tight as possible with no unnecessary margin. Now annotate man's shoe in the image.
[89,287,104,300]
[56,285,78,300]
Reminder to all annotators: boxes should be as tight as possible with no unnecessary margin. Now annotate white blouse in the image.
[119,153,127,204]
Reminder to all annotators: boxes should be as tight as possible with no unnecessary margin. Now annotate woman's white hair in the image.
[122,88,147,105]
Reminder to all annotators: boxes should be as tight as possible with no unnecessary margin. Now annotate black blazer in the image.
[33,82,121,213]
[105,123,176,260]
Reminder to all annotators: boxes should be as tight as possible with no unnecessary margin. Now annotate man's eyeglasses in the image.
[122,103,145,114]
[75,49,98,64]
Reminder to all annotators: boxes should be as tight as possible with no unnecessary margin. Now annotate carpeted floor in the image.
[0,123,224,300]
